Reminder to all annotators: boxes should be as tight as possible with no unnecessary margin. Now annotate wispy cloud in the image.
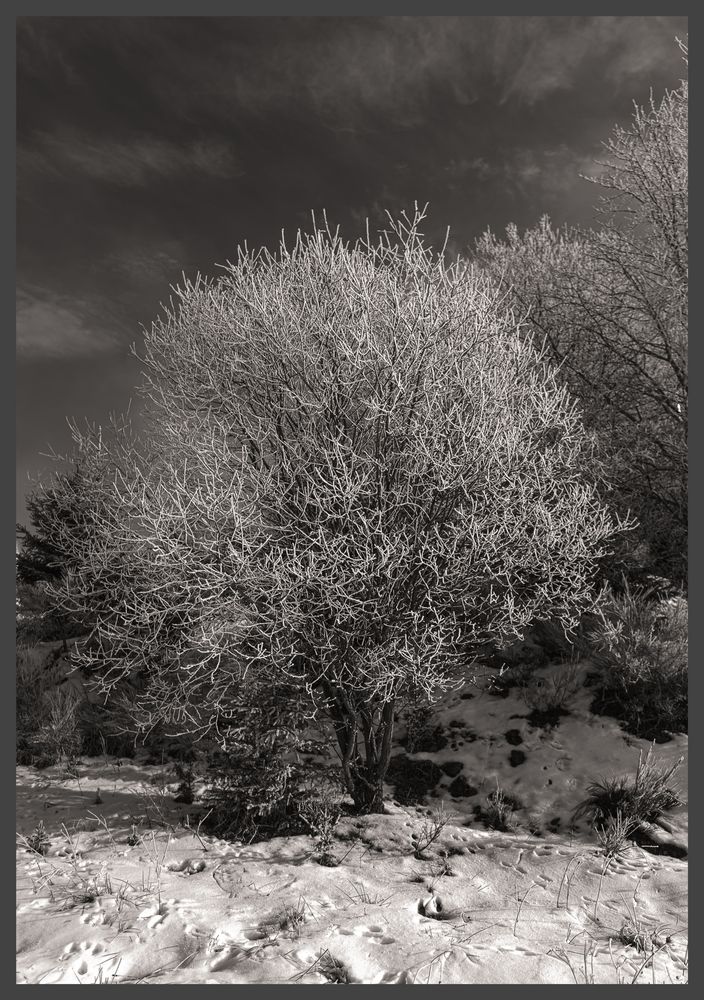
[441,144,606,199]
[138,16,686,125]
[100,243,186,284]
[16,286,127,360]
[18,133,242,187]
[17,17,686,143]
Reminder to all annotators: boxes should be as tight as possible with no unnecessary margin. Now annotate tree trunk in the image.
[351,770,386,814]
[348,699,395,815]
[320,679,396,815]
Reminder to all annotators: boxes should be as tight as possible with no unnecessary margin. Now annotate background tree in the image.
[476,42,687,587]
[16,465,101,645]
[44,209,626,814]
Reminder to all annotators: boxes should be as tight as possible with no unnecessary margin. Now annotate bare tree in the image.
[43,208,626,813]
[476,43,687,585]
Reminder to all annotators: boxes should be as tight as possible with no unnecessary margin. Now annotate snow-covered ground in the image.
[16,658,688,984]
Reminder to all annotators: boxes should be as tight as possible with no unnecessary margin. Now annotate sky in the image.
[16,15,688,528]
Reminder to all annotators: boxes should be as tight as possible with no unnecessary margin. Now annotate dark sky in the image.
[16,15,688,527]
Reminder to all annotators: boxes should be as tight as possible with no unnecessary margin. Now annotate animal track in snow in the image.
[79,902,108,926]
[166,857,206,875]
[61,939,106,961]
[208,945,244,972]
[242,927,268,941]
[137,897,188,929]
[354,925,396,945]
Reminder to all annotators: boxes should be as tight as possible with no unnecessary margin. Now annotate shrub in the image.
[474,783,523,831]
[410,804,450,859]
[202,747,302,841]
[528,616,596,662]
[74,700,137,759]
[297,777,344,864]
[521,659,582,728]
[573,744,683,836]
[16,645,85,768]
[402,703,448,753]
[199,673,318,841]
[172,761,197,804]
[36,207,628,817]
[587,584,687,740]
[39,687,82,766]
[16,646,49,763]
[19,820,50,856]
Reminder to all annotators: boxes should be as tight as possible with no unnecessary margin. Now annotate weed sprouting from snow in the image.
[550,939,600,984]
[595,809,638,859]
[296,780,343,866]
[482,782,521,832]
[573,744,683,838]
[556,854,587,910]
[513,881,539,935]
[338,880,396,907]
[290,949,350,984]
[19,820,50,856]
[410,804,450,860]
[258,897,311,941]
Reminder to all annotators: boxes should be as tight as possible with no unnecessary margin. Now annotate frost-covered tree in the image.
[44,209,626,813]
[477,42,687,585]
[16,467,99,644]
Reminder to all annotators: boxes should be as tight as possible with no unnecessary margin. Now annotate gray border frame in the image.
[9,7,693,996]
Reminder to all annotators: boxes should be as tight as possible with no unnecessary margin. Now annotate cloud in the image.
[17,17,687,147]
[444,157,492,183]
[441,144,606,200]
[18,133,242,187]
[16,286,126,360]
[137,16,686,125]
[101,244,185,284]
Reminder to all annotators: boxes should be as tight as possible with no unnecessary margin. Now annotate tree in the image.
[476,43,687,586]
[16,466,99,645]
[44,209,626,813]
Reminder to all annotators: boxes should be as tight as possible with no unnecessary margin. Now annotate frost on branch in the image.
[42,207,628,813]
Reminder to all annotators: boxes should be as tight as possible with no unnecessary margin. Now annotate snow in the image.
[16,658,688,984]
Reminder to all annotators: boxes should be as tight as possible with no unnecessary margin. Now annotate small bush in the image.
[297,778,344,864]
[475,783,523,831]
[173,761,196,804]
[521,660,582,728]
[410,804,450,859]
[20,820,50,856]
[38,687,82,766]
[75,701,137,759]
[16,647,48,764]
[202,747,305,842]
[587,583,687,740]
[573,745,683,836]
[402,704,448,753]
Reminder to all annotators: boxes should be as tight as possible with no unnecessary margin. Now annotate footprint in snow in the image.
[208,940,245,971]
[61,940,105,961]
[167,858,206,875]
[242,928,268,941]
[355,925,396,945]
[137,897,184,929]
[79,904,108,927]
